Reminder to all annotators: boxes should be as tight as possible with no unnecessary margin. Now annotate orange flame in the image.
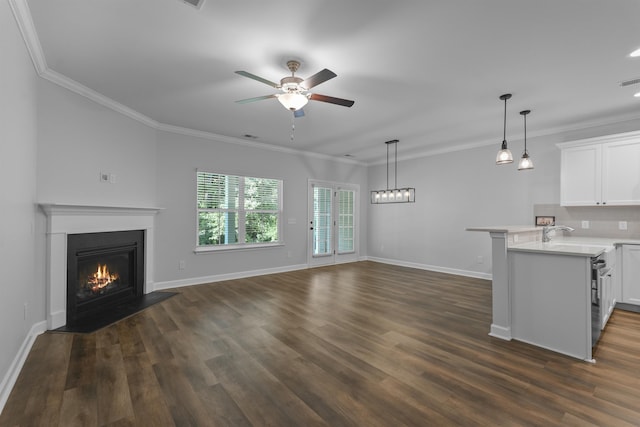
[88,264,119,292]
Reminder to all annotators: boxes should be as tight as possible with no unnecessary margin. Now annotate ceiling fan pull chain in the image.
[291,113,295,141]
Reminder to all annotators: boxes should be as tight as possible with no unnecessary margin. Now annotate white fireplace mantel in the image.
[39,203,163,329]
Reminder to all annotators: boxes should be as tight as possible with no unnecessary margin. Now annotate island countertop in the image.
[509,237,640,257]
[466,225,540,233]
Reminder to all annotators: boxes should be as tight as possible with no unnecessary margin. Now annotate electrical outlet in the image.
[581,220,590,229]
[477,256,484,264]
[178,260,185,270]
[513,234,519,243]
[619,221,628,230]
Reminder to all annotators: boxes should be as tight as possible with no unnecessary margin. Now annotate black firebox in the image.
[66,230,144,328]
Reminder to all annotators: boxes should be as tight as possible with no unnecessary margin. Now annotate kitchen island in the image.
[509,242,606,361]
[467,226,632,361]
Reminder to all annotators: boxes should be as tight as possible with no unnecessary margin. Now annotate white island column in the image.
[466,226,542,340]
[488,231,512,340]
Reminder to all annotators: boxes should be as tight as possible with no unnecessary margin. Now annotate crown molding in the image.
[8,0,364,166]
[155,123,365,165]
[8,0,45,74]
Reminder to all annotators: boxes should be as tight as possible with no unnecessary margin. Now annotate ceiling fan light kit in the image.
[371,140,416,204]
[277,93,309,111]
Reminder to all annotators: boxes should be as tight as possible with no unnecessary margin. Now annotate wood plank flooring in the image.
[2,261,640,426]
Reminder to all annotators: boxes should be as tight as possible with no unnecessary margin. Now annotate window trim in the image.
[195,170,284,252]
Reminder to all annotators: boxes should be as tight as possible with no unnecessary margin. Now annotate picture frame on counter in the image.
[535,216,555,226]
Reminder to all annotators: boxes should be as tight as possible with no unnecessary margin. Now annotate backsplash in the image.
[534,204,640,239]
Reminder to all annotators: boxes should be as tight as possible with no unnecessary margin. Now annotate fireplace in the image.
[40,203,162,330]
[67,230,144,327]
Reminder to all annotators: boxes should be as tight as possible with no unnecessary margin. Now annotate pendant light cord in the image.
[386,142,389,190]
[523,113,527,152]
[503,97,507,143]
[394,140,398,189]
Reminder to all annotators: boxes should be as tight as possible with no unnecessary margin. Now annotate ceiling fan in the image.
[235,60,355,117]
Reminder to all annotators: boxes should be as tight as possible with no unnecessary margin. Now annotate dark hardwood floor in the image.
[2,261,640,426]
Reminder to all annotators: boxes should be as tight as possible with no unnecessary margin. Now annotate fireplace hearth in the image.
[67,230,145,328]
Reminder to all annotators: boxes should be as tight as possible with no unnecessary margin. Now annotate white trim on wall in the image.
[0,321,47,413]
[365,256,493,281]
[153,263,309,291]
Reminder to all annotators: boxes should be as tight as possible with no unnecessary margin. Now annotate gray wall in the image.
[0,0,39,399]
[154,131,368,286]
[36,80,158,207]
[366,121,640,278]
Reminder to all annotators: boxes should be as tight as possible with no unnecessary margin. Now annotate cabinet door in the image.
[602,140,640,205]
[560,145,601,206]
[600,271,613,329]
[622,245,640,305]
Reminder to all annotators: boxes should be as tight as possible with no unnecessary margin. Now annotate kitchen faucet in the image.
[542,225,575,242]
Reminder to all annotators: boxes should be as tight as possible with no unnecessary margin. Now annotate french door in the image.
[308,180,359,267]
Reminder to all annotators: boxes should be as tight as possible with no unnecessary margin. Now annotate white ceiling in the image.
[24,0,640,164]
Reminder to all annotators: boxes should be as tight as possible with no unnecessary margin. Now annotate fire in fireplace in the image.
[67,230,145,327]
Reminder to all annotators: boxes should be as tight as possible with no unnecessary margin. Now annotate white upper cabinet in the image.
[560,144,601,206]
[559,131,640,207]
[602,140,640,205]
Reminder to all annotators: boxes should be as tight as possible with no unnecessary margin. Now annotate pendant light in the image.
[370,139,416,204]
[518,109,534,170]
[496,94,513,165]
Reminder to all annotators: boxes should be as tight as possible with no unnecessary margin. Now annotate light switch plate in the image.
[581,220,590,229]
[619,221,628,230]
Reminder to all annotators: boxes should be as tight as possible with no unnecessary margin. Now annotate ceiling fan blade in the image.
[235,71,280,88]
[294,108,305,118]
[309,93,355,107]
[302,69,337,89]
[235,94,276,104]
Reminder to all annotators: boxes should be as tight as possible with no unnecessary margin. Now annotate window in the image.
[197,171,282,250]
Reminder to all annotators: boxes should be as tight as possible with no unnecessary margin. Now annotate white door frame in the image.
[307,179,360,267]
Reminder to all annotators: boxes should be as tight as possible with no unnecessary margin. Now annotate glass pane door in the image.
[338,189,355,254]
[308,181,359,267]
[313,186,332,257]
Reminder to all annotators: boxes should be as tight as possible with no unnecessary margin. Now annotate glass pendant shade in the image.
[518,152,534,170]
[277,93,308,111]
[496,141,513,164]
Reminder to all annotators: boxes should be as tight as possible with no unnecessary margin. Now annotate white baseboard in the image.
[489,324,512,341]
[0,320,47,413]
[154,258,491,291]
[365,256,493,280]
[153,263,309,291]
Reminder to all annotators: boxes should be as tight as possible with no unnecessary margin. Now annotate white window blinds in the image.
[197,171,282,248]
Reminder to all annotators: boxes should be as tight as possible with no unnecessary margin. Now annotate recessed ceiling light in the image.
[630,47,640,58]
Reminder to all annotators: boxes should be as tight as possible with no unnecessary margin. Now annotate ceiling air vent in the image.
[620,77,640,87]
[180,0,205,9]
